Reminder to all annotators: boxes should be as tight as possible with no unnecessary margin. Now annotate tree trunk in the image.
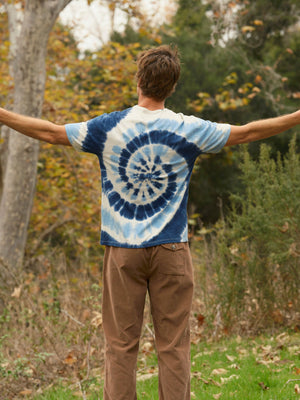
[0,0,72,276]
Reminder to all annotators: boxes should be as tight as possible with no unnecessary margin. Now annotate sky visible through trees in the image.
[59,0,177,51]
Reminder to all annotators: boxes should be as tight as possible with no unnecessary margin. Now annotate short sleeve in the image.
[65,110,131,155]
[183,115,231,153]
[65,122,88,152]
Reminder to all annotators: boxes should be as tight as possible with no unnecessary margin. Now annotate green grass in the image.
[29,332,300,399]
[188,333,300,400]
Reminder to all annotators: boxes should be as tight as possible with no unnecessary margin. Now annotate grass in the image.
[188,332,300,400]
[28,331,300,400]
[1,251,299,399]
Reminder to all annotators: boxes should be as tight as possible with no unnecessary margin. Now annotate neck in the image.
[138,94,165,111]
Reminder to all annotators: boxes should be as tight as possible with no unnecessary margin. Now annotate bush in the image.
[193,136,300,335]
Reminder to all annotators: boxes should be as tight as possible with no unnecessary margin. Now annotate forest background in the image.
[0,0,299,398]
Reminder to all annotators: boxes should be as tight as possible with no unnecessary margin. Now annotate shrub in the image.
[194,136,300,335]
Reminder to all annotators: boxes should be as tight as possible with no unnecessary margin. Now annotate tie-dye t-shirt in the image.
[65,105,231,248]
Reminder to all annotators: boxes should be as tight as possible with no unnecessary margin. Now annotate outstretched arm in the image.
[225,110,300,146]
[0,107,71,146]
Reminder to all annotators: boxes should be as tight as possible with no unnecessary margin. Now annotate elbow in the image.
[48,123,68,145]
[227,125,251,146]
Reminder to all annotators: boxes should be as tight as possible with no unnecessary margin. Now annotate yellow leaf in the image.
[254,75,262,84]
[253,19,263,26]
[242,26,255,33]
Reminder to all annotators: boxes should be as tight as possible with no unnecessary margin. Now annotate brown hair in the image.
[136,45,181,102]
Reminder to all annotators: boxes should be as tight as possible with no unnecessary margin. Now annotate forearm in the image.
[245,110,300,141]
[227,110,300,146]
[0,107,69,145]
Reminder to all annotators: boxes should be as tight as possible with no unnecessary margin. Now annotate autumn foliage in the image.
[27,24,142,267]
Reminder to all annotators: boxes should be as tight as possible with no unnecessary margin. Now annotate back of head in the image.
[136,45,181,102]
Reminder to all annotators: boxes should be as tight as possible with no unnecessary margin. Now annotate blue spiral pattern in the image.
[102,129,200,224]
[65,106,231,247]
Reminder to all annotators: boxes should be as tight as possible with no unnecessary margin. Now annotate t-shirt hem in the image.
[100,238,188,248]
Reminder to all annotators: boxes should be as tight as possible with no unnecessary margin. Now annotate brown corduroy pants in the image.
[102,242,194,400]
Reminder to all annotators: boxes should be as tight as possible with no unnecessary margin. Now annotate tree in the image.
[0,0,72,275]
[161,0,300,223]
[27,35,140,268]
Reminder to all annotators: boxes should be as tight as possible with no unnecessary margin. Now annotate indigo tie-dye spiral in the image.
[65,105,230,247]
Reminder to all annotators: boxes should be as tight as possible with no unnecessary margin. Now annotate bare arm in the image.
[0,107,71,146]
[225,110,300,147]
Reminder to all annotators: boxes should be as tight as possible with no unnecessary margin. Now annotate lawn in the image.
[30,331,300,400]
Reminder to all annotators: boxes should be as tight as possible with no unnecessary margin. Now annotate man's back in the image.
[66,105,230,247]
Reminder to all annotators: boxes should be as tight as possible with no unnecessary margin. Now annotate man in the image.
[0,45,299,400]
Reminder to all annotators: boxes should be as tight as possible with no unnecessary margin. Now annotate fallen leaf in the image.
[192,372,221,387]
[256,359,272,366]
[193,350,213,359]
[295,384,300,394]
[11,286,22,298]
[197,313,205,327]
[238,348,249,356]
[142,341,153,354]
[226,354,236,362]
[19,389,32,396]
[91,312,102,328]
[229,363,239,370]
[213,394,222,399]
[63,352,77,365]
[288,345,300,355]
[258,382,270,390]
[221,374,240,384]
[276,332,289,342]
[260,345,272,353]
[137,372,158,381]
[212,368,228,375]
